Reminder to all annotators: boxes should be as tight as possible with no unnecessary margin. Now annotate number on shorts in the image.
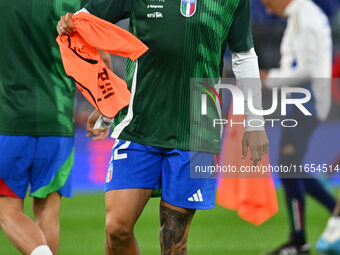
[114,141,131,160]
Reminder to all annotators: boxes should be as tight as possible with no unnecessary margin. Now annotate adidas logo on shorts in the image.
[188,189,203,202]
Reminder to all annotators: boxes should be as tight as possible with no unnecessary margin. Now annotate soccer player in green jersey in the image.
[0,1,110,254]
[59,0,269,254]
[261,0,335,254]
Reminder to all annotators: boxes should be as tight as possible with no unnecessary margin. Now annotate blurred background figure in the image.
[0,1,111,255]
[317,194,340,254]
[0,1,83,254]
[259,0,336,254]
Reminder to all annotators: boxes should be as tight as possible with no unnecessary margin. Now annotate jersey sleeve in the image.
[84,0,133,23]
[227,0,254,53]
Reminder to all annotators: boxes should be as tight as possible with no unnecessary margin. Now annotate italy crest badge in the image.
[180,0,197,18]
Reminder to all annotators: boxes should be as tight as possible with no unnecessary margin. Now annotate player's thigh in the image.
[280,108,318,163]
[30,136,74,198]
[279,113,318,178]
[0,135,34,199]
[161,150,216,210]
[291,114,318,159]
[105,139,163,191]
[105,189,153,230]
[279,126,300,172]
[105,140,163,229]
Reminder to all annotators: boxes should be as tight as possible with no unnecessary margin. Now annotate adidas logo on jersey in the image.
[188,189,203,202]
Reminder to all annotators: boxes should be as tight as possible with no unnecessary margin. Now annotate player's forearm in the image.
[231,48,264,131]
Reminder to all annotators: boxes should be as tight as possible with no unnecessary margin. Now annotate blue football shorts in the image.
[0,135,74,199]
[105,139,216,209]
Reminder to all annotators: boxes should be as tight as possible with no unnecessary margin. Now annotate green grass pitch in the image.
[0,190,331,254]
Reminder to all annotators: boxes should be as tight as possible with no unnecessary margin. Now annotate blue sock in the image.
[281,178,306,244]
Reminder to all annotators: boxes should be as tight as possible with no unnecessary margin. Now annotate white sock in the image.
[30,245,53,255]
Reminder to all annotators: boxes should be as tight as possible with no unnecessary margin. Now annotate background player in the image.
[317,193,340,254]
[0,1,111,254]
[260,0,336,254]
[58,0,269,254]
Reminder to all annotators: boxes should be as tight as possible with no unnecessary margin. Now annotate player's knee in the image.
[105,219,133,245]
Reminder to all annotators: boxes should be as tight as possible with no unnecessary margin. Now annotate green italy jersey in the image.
[85,0,254,153]
[0,0,86,136]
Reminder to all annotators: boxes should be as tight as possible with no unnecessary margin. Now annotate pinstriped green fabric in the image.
[85,0,253,153]
[0,0,88,136]
[30,149,74,198]
[177,0,241,151]
[195,0,240,77]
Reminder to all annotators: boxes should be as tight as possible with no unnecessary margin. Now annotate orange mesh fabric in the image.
[217,109,278,225]
[57,12,149,118]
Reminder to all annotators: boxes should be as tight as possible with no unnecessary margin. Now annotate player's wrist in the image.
[245,115,265,131]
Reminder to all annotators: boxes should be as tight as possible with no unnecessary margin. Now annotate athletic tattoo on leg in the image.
[160,205,195,255]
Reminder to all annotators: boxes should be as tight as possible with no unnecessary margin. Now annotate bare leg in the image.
[159,201,195,255]
[105,189,153,255]
[33,192,61,254]
[0,196,47,255]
